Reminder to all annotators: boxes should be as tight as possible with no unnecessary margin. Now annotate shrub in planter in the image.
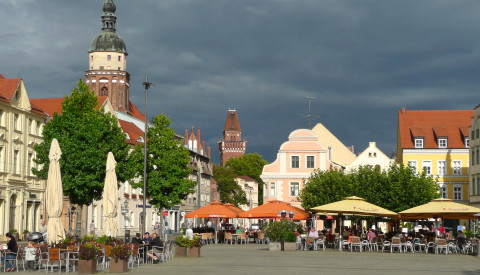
[283,231,298,251]
[78,243,98,274]
[176,235,202,257]
[263,220,297,251]
[108,244,131,273]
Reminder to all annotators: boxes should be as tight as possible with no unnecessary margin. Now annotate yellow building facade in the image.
[397,108,472,204]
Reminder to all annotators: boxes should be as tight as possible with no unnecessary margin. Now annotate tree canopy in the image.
[213,165,247,206]
[225,153,268,204]
[33,80,135,205]
[299,164,440,212]
[129,114,196,209]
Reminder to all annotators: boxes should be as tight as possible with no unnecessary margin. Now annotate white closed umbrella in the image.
[46,138,66,244]
[103,152,118,236]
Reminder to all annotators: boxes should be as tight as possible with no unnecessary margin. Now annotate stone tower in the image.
[85,0,131,112]
[218,109,246,166]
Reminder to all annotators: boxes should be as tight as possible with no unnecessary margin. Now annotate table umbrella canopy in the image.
[46,138,66,244]
[185,201,245,218]
[103,152,118,237]
[223,203,245,216]
[238,200,310,220]
[399,198,480,219]
[311,196,398,217]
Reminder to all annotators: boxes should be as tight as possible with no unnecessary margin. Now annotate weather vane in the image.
[297,96,319,129]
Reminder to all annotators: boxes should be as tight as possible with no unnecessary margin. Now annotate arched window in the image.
[100,86,108,96]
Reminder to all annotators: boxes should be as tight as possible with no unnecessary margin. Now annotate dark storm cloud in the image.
[2,0,480,163]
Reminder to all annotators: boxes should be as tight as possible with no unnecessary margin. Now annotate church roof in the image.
[223,110,241,132]
[89,0,127,54]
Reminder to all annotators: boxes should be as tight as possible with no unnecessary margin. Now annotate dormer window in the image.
[125,133,130,140]
[137,136,144,143]
[438,138,447,148]
[465,138,469,148]
[414,138,424,148]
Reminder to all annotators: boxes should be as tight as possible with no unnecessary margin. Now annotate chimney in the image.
[207,147,211,159]
[401,107,406,114]
[197,129,201,150]
[184,129,189,145]
[328,146,332,162]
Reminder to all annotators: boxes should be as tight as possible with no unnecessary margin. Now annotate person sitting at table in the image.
[367,228,376,241]
[457,230,466,252]
[445,230,454,240]
[132,233,143,244]
[348,231,354,244]
[143,232,152,245]
[235,226,242,234]
[1,232,18,272]
[294,229,301,237]
[308,227,318,238]
[146,233,164,264]
[326,229,335,246]
[342,227,351,240]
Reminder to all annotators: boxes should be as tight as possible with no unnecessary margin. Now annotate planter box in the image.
[283,242,297,251]
[78,260,96,274]
[110,259,128,273]
[175,246,201,257]
[269,242,281,252]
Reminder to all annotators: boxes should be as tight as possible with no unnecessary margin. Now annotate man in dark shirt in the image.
[147,233,164,263]
[131,233,143,244]
[143,232,152,245]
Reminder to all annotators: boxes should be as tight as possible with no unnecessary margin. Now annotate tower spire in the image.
[102,0,117,32]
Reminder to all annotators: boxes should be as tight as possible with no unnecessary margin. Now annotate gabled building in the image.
[218,109,246,166]
[397,107,472,203]
[345,142,394,172]
[261,126,351,208]
[468,105,480,207]
[235,175,258,211]
[0,74,48,240]
[311,123,356,167]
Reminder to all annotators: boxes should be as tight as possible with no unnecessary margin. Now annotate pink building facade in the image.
[261,129,335,209]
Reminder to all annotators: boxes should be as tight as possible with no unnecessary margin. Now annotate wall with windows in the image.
[0,76,47,241]
[345,142,393,172]
[469,105,480,206]
[261,129,337,208]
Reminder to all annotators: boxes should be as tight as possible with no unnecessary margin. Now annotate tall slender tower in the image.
[218,109,246,166]
[85,0,131,112]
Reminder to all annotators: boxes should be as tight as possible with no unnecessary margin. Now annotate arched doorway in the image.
[9,194,16,231]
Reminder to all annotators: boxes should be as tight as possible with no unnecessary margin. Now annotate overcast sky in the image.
[1,0,480,164]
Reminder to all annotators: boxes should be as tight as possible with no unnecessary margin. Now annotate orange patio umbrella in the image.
[238,200,310,220]
[185,201,245,218]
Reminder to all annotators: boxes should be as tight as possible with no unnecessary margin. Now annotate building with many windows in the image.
[397,107,472,203]
[0,74,48,240]
[261,126,352,208]
[469,104,480,207]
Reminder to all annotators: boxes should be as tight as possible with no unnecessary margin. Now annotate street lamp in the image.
[289,212,294,220]
[121,199,129,238]
[142,74,154,236]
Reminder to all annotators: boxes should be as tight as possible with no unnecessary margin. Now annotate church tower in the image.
[85,0,131,112]
[218,109,246,166]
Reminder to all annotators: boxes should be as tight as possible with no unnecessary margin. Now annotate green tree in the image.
[130,114,196,209]
[225,153,268,204]
[299,164,439,212]
[213,165,247,206]
[33,80,134,206]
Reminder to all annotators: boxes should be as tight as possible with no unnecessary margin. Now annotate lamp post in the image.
[142,74,154,236]
[289,212,294,221]
[121,199,129,241]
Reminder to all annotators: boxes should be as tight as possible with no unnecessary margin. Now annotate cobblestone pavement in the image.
[8,244,480,274]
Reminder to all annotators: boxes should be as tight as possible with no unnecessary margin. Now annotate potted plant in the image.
[283,231,298,252]
[175,235,202,257]
[263,220,296,251]
[131,194,137,199]
[108,243,131,273]
[124,193,130,199]
[23,229,29,241]
[78,243,98,274]
[9,229,19,242]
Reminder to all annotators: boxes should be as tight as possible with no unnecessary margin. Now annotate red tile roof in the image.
[236,175,256,182]
[0,76,21,101]
[30,96,109,117]
[118,119,144,145]
[128,101,145,121]
[398,108,473,149]
[223,110,241,132]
